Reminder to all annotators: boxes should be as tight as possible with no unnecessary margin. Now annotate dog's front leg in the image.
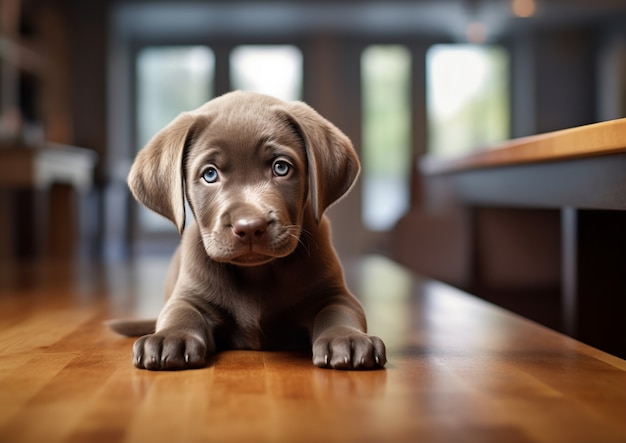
[133,298,215,370]
[311,302,386,370]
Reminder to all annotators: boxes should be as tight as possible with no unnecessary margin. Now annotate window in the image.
[136,46,214,232]
[427,44,509,157]
[361,45,412,231]
[230,45,302,100]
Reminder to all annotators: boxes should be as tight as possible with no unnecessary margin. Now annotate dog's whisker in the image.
[284,225,312,257]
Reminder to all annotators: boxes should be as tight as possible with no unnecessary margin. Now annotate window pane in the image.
[361,45,412,231]
[230,45,302,101]
[136,46,214,232]
[427,44,509,157]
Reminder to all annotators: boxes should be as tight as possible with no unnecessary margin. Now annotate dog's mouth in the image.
[229,252,276,266]
[200,227,299,267]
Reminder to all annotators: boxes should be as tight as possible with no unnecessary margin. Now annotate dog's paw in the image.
[132,331,210,370]
[312,328,386,370]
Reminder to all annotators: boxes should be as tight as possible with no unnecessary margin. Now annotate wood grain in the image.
[421,117,626,174]
[1,256,625,443]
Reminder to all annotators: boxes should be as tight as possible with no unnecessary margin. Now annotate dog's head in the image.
[128,91,359,266]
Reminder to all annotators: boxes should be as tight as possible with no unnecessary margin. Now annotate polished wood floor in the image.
[1,255,625,443]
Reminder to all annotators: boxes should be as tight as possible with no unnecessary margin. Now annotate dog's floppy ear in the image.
[127,112,196,234]
[281,102,360,223]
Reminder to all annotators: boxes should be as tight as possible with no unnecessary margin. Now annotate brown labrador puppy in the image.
[108,91,386,371]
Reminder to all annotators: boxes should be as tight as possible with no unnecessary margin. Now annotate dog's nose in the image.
[232,217,268,241]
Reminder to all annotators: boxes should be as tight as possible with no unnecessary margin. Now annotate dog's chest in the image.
[214,267,308,351]
[216,300,307,351]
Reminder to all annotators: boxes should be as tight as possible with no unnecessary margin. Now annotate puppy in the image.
[108,91,386,371]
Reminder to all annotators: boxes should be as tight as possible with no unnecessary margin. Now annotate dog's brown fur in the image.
[108,91,386,370]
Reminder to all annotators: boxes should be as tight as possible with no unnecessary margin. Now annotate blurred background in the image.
[0,0,624,277]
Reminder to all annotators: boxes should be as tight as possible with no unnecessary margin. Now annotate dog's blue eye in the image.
[273,160,290,177]
[202,167,219,183]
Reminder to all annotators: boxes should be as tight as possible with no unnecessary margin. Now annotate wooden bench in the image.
[0,256,625,443]
[393,118,626,359]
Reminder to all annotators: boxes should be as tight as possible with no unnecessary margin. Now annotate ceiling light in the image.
[512,0,537,18]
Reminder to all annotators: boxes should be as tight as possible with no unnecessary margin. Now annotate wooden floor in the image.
[1,255,625,443]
